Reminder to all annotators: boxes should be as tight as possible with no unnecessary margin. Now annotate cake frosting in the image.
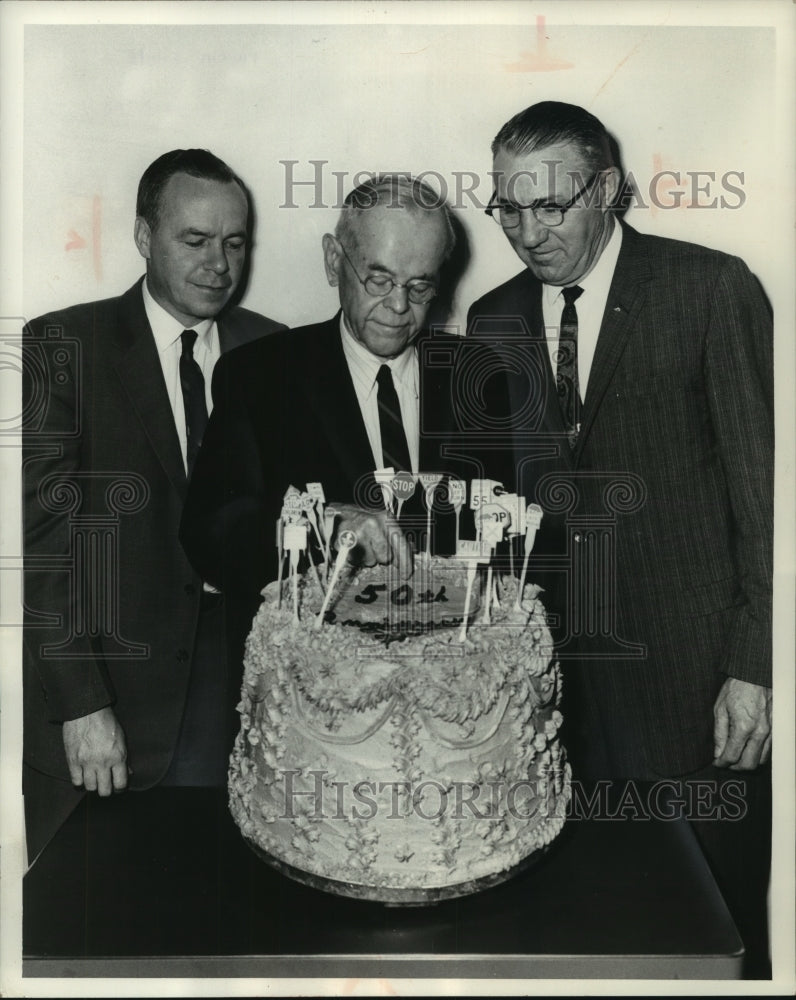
[228,554,571,902]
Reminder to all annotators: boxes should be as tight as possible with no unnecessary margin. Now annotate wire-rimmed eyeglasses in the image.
[337,241,438,304]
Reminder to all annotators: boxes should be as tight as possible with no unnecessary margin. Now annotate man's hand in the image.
[62,706,128,795]
[713,677,772,770]
[332,503,413,579]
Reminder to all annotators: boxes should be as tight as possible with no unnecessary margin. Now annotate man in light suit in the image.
[181,174,510,666]
[467,102,773,975]
[23,149,285,862]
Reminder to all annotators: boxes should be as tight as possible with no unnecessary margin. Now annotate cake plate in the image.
[243,835,555,906]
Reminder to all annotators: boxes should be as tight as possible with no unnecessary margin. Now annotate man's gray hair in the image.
[335,173,456,260]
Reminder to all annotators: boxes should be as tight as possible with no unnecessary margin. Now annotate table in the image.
[23,786,743,979]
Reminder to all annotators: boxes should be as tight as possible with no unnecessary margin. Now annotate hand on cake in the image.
[712,677,772,770]
[62,706,129,795]
[332,503,413,579]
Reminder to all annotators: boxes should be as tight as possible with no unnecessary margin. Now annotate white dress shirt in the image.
[340,314,420,474]
[142,279,221,474]
[542,220,623,401]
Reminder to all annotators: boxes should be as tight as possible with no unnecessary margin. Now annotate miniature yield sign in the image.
[374,467,395,512]
[418,472,443,497]
[418,473,443,560]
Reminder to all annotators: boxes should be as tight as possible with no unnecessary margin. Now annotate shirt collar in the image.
[339,312,417,398]
[542,218,623,308]
[142,277,215,354]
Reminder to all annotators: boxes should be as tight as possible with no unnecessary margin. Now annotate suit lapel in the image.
[575,224,653,457]
[217,312,253,354]
[113,281,188,500]
[217,316,237,354]
[301,316,375,486]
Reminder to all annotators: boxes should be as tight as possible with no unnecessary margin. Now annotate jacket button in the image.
[574,532,582,543]
[176,648,189,663]
[184,583,197,596]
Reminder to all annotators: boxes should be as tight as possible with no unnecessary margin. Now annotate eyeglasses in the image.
[337,241,438,304]
[486,171,605,229]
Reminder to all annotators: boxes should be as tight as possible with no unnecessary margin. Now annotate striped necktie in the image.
[376,363,411,472]
[556,285,584,448]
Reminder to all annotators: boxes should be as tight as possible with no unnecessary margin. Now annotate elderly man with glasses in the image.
[468,101,773,977]
[181,174,510,680]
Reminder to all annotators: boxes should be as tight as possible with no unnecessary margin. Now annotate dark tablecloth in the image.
[23,785,742,979]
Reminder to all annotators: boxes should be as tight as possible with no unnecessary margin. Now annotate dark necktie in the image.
[180,329,208,476]
[376,363,411,472]
[556,285,584,448]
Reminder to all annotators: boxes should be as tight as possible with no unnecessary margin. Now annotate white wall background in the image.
[3,6,795,994]
[23,18,779,332]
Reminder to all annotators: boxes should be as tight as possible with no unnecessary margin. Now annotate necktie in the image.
[180,329,209,476]
[376,364,411,472]
[556,285,584,448]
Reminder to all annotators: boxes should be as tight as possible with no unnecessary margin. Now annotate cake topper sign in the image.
[456,536,492,642]
[315,529,357,629]
[391,471,416,520]
[446,478,466,545]
[281,485,304,522]
[476,505,508,626]
[516,503,544,612]
[418,473,443,562]
[374,467,395,513]
[284,521,309,623]
[272,476,544,633]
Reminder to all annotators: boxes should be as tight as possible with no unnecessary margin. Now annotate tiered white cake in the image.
[228,555,570,902]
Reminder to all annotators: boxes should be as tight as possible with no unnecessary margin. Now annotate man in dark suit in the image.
[23,149,285,862]
[467,102,773,975]
[181,174,508,665]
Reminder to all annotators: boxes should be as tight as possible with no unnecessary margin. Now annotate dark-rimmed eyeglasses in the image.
[486,171,605,229]
[337,241,438,304]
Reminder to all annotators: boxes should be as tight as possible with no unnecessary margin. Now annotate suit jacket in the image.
[467,222,773,778]
[23,278,285,786]
[180,315,514,660]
